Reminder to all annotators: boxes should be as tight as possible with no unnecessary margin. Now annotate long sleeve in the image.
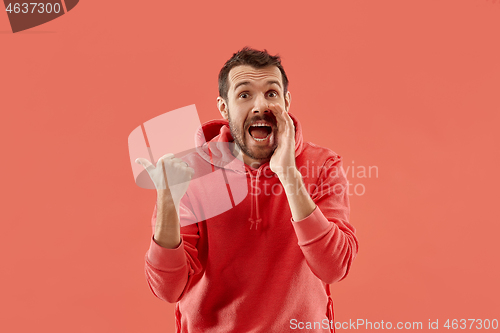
[291,155,358,284]
[144,195,203,303]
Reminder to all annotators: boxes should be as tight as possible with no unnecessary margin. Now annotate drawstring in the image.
[327,297,334,333]
[175,303,182,332]
[325,284,335,333]
[249,218,262,230]
[206,141,268,231]
[248,167,263,230]
[207,141,264,230]
[248,177,255,229]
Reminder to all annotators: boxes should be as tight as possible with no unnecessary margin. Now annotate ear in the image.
[217,97,229,120]
[284,91,291,112]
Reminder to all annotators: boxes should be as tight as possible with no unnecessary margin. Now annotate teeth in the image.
[253,134,270,141]
[248,122,272,141]
[251,124,271,127]
[251,132,271,141]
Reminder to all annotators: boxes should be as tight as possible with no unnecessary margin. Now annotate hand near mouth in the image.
[268,104,316,221]
[268,103,297,180]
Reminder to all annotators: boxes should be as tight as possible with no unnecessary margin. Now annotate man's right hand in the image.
[135,153,195,206]
[135,154,194,249]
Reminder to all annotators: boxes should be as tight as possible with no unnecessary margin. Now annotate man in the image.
[136,47,358,332]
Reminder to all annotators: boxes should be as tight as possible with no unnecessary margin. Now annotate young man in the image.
[137,47,358,332]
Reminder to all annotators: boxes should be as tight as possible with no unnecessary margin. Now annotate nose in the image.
[251,94,270,114]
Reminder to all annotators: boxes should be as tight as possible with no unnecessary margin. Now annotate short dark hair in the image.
[218,47,289,101]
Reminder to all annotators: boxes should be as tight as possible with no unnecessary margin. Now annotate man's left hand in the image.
[268,103,296,180]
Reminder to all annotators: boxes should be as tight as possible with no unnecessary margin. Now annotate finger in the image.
[157,153,175,166]
[172,159,191,171]
[273,103,293,125]
[283,111,294,136]
[268,103,293,135]
[171,157,188,166]
[269,103,289,125]
[135,158,154,171]
[159,153,175,160]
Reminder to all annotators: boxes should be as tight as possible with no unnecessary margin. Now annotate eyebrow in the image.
[233,80,282,91]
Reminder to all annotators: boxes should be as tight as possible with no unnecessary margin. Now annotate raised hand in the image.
[268,104,316,221]
[268,103,297,180]
[135,153,194,206]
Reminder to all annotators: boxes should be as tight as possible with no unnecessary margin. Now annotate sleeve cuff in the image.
[291,206,333,245]
[147,235,187,271]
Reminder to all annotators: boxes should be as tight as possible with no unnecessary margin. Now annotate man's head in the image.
[217,47,291,167]
[218,47,289,101]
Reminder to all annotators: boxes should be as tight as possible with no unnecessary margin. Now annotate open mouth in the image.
[248,122,273,142]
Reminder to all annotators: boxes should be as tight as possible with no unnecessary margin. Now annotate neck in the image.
[231,144,269,169]
[243,155,269,169]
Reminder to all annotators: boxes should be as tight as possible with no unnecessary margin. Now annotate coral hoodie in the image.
[145,113,358,333]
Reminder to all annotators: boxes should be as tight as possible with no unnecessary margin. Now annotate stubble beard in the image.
[227,108,277,161]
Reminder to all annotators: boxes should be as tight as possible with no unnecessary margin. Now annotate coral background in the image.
[1,0,499,331]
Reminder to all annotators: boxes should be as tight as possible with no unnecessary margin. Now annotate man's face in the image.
[218,65,291,167]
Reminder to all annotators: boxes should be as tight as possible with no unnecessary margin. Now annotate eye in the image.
[239,92,249,99]
[268,91,278,98]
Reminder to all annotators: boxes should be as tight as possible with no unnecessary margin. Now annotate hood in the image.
[193,112,305,231]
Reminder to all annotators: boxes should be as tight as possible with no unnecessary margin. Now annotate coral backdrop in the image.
[1,0,499,332]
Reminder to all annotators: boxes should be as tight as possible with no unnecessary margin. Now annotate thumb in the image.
[135,158,154,171]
